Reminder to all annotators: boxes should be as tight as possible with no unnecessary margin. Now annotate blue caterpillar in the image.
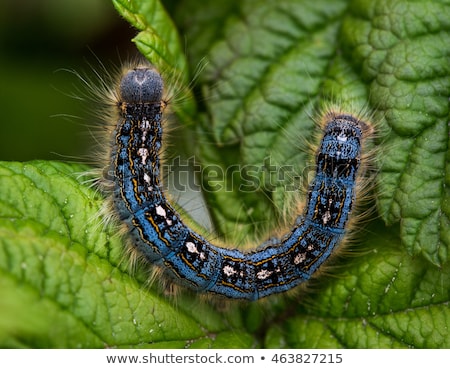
[109,67,370,300]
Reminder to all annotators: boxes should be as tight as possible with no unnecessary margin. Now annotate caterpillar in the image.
[106,64,373,301]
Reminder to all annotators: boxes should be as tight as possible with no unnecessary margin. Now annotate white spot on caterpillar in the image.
[156,205,166,218]
[223,265,236,276]
[141,118,150,130]
[337,132,347,142]
[138,147,149,164]
[144,173,151,185]
[294,253,306,265]
[322,210,331,224]
[186,241,197,254]
[185,241,204,260]
[257,269,273,280]
[141,119,151,142]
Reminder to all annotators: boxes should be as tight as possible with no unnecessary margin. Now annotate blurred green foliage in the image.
[0,0,134,161]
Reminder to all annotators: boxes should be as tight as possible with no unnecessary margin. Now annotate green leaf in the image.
[177,0,450,265]
[0,161,255,348]
[1,0,449,348]
[265,222,450,348]
[340,0,450,266]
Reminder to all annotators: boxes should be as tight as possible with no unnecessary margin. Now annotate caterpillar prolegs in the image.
[107,66,373,301]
